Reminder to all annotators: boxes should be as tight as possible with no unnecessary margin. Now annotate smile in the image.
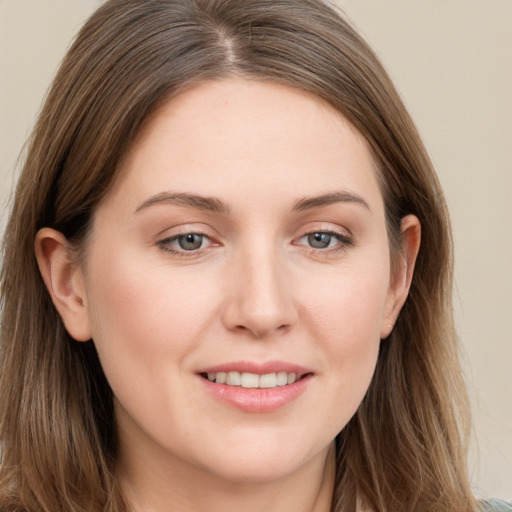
[198,362,313,413]
[203,371,299,388]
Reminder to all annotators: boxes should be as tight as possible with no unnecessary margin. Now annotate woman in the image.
[0,1,507,511]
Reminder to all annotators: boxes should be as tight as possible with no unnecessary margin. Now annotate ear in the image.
[380,215,421,339]
[35,228,92,342]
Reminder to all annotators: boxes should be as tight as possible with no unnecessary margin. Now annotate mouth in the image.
[200,370,308,389]
[197,363,313,412]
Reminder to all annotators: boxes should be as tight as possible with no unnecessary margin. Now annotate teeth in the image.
[276,371,288,386]
[205,371,301,388]
[226,371,241,386]
[259,373,277,388]
[241,372,259,388]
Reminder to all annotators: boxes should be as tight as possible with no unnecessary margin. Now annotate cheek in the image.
[300,258,391,343]
[83,250,223,390]
[82,253,226,441]
[297,260,389,423]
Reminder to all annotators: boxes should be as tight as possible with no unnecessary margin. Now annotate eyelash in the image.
[156,229,353,258]
[295,230,353,254]
[157,232,214,258]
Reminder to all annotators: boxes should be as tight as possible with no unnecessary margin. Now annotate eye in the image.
[175,233,206,251]
[296,230,352,251]
[307,232,335,249]
[158,232,211,254]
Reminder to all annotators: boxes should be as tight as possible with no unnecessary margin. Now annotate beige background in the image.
[0,0,510,499]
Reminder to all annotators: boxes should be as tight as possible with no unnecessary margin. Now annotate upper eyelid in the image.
[156,232,350,258]
[160,230,211,241]
[154,223,218,241]
[153,220,353,242]
[295,230,352,244]
[293,222,353,239]
[158,232,214,247]
[156,233,215,257]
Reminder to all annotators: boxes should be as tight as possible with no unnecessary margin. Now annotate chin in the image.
[191,436,333,485]
[201,457,306,485]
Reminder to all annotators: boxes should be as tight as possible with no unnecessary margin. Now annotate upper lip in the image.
[197,360,313,377]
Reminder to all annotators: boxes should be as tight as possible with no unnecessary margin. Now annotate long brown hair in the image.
[0,1,476,511]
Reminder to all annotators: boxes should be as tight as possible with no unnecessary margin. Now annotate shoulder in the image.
[481,498,512,511]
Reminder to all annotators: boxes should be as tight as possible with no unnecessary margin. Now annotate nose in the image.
[221,247,298,339]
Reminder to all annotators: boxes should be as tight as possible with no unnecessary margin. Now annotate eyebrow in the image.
[135,190,370,215]
[292,191,371,212]
[135,192,230,215]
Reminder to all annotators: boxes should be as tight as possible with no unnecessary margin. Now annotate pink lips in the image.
[197,361,313,413]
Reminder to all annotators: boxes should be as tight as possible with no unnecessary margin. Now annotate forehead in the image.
[105,79,383,216]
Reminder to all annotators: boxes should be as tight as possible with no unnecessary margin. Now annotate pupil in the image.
[179,234,202,250]
[308,233,331,249]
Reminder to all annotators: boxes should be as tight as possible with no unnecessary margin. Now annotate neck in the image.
[117,438,336,512]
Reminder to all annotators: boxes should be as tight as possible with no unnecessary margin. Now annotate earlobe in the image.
[381,215,421,339]
[35,228,92,342]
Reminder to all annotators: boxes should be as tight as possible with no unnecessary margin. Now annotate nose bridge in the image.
[222,238,297,338]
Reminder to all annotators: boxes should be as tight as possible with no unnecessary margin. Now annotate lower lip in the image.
[199,374,312,413]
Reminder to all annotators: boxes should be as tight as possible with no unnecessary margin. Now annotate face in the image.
[67,80,409,485]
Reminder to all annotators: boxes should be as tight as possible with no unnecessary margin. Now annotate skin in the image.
[36,79,420,512]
